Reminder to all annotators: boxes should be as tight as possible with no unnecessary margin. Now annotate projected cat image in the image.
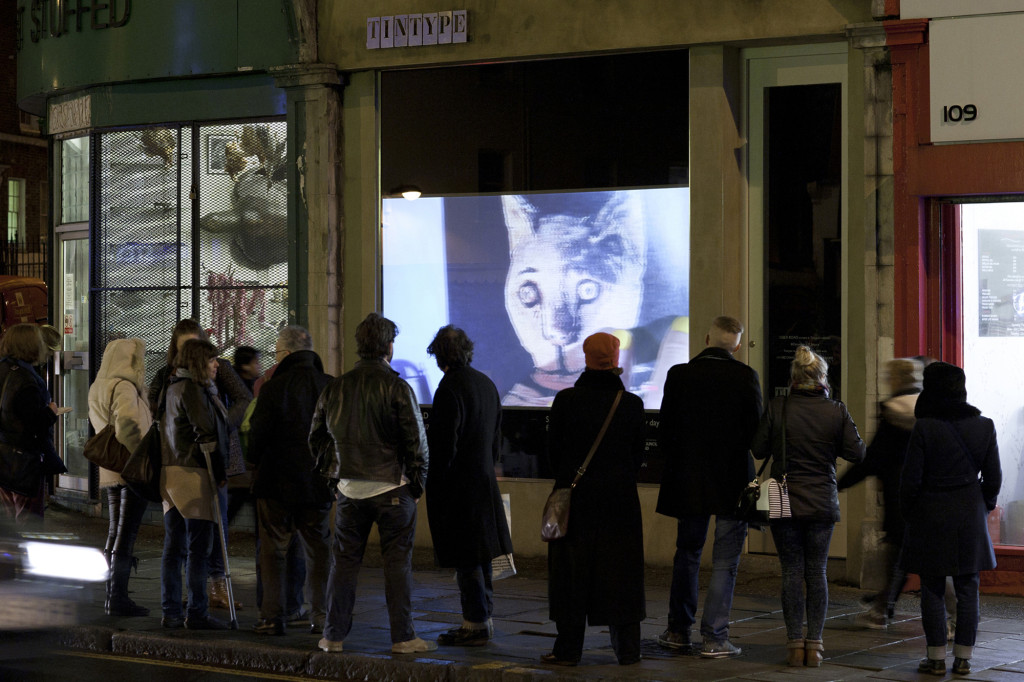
[501,194,646,406]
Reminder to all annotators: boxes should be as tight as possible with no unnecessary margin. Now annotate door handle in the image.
[61,351,89,372]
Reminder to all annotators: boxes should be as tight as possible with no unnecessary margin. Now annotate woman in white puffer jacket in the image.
[88,337,153,617]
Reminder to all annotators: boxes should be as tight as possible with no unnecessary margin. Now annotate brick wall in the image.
[1,0,50,248]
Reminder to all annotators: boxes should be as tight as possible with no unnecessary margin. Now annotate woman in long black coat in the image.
[544,332,646,667]
[901,362,1001,677]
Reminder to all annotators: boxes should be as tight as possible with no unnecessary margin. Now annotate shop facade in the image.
[15,0,335,506]
[17,0,916,585]
[887,0,1024,592]
[317,0,890,580]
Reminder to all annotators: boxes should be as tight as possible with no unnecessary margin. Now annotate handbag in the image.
[737,395,792,525]
[0,365,43,497]
[540,390,623,542]
[122,421,163,503]
[82,381,133,472]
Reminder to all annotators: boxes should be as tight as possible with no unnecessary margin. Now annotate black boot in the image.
[108,551,149,617]
[107,487,150,617]
[103,486,121,612]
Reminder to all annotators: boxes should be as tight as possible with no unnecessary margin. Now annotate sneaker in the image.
[918,657,946,676]
[161,615,184,629]
[952,657,971,675]
[854,610,888,630]
[657,629,691,651]
[436,627,489,647]
[318,637,343,653]
[392,637,438,654]
[701,639,742,658]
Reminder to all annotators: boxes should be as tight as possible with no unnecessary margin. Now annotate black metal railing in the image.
[0,237,49,281]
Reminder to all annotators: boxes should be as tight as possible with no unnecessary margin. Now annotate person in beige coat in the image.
[88,338,153,617]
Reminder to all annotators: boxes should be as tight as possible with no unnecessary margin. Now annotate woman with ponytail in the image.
[751,346,865,667]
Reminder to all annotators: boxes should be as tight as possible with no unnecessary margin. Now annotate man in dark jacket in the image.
[309,313,434,655]
[247,325,332,636]
[655,316,763,657]
[425,326,513,647]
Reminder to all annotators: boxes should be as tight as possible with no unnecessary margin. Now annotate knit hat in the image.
[921,361,967,402]
[583,332,620,371]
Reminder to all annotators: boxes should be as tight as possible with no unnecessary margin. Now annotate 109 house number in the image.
[941,104,978,123]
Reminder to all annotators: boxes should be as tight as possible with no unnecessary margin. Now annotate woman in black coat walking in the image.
[544,332,646,667]
[901,362,1001,677]
[751,345,865,667]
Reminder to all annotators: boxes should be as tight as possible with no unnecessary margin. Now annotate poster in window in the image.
[978,229,1024,337]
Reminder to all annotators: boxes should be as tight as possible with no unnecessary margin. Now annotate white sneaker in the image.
[392,637,438,654]
[318,637,343,653]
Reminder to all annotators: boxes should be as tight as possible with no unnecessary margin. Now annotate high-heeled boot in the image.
[103,486,121,612]
[107,487,150,617]
[805,639,824,667]
[107,551,149,616]
[787,639,805,667]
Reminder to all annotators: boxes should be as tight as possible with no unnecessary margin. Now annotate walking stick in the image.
[201,443,238,629]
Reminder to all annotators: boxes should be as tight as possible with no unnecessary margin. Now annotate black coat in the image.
[425,365,512,567]
[547,370,646,626]
[0,358,60,494]
[837,391,918,543]
[248,350,333,508]
[751,389,866,522]
[900,404,1001,576]
[656,347,763,518]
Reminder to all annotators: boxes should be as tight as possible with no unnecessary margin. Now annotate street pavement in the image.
[38,503,1024,681]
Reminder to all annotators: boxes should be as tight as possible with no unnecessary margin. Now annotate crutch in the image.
[201,442,238,629]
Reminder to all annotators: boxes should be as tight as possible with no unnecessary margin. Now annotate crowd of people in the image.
[0,314,1003,674]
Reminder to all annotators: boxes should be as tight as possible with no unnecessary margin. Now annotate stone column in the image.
[848,21,895,591]
[272,64,344,375]
[688,46,746,358]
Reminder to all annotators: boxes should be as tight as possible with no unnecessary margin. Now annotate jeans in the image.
[921,572,979,650]
[323,486,417,644]
[456,563,493,624]
[771,519,834,641]
[256,497,330,625]
[161,507,214,619]
[668,514,748,642]
[553,614,641,664]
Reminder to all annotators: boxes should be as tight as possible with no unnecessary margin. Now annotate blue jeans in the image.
[456,563,493,624]
[921,572,979,649]
[668,514,748,642]
[161,507,214,619]
[323,486,417,644]
[771,519,834,641]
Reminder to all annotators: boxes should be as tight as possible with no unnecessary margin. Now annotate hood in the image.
[96,338,147,394]
[882,392,918,431]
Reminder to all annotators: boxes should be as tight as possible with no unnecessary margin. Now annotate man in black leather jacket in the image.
[309,312,433,655]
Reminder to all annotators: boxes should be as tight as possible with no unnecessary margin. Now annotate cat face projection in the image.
[502,194,646,405]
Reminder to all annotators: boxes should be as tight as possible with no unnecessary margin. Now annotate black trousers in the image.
[553,614,641,664]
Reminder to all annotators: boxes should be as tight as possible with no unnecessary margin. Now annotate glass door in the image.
[56,228,90,495]
[960,201,1024,546]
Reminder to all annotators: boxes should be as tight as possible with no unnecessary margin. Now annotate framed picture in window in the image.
[207,135,235,174]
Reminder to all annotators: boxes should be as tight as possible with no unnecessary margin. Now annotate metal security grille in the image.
[92,120,288,384]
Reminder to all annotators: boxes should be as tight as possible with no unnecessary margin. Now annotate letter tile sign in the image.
[367,10,467,49]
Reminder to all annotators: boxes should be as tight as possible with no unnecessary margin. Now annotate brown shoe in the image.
[209,577,242,610]
[805,639,824,667]
[786,639,805,667]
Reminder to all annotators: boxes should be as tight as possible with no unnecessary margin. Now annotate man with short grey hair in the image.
[248,325,333,636]
[655,316,763,658]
